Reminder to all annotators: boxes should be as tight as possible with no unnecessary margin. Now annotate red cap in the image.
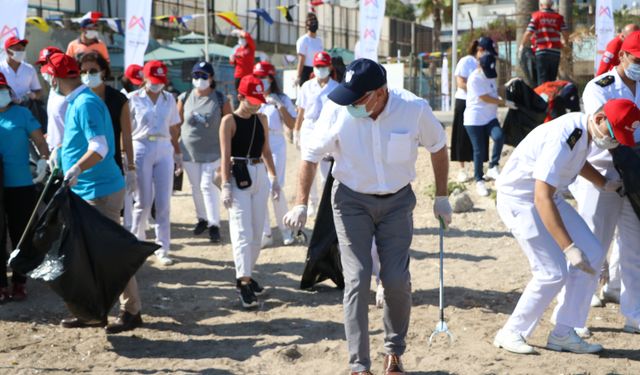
[36,46,63,65]
[0,72,7,86]
[44,53,80,78]
[313,51,331,67]
[253,61,275,77]
[238,75,266,105]
[125,64,144,86]
[603,98,640,147]
[143,60,168,84]
[4,36,28,50]
[621,31,640,58]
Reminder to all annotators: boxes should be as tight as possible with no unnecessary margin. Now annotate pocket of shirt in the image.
[386,132,412,164]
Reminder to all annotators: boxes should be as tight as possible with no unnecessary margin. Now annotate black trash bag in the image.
[503,78,547,147]
[10,186,159,321]
[0,157,5,255]
[300,165,345,290]
[611,146,640,221]
[519,47,537,88]
[551,81,581,119]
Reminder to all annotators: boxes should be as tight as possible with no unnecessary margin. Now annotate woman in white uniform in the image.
[128,60,182,266]
[253,61,297,247]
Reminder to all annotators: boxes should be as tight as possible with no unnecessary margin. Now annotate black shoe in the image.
[105,311,143,334]
[61,317,107,328]
[249,278,265,296]
[238,283,258,308]
[193,219,208,235]
[208,225,221,243]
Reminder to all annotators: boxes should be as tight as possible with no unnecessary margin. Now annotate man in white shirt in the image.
[284,59,452,375]
[493,99,639,355]
[0,37,41,101]
[295,13,323,86]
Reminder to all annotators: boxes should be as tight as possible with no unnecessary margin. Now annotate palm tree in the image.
[516,0,538,44]
[416,0,452,52]
[558,0,573,79]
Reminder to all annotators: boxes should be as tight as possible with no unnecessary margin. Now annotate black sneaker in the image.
[249,279,265,296]
[208,225,221,243]
[238,283,258,308]
[193,219,208,235]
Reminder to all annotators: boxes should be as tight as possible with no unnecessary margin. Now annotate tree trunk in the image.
[433,3,442,52]
[515,0,539,82]
[558,0,574,80]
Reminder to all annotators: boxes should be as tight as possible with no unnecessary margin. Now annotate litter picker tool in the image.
[429,217,454,346]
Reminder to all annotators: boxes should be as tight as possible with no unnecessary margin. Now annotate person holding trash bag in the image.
[0,72,49,302]
[492,99,639,355]
[44,53,143,333]
[252,61,297,248]
[219,75,280,309]
[284,58,452,375]
[128,60,182,266]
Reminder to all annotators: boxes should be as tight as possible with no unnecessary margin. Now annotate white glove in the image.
[33,159,48,184]
[564,243,596,275]
[270,176,281,201]
[518,45,524,55]
[293,130,301,150]
[64,164,82,187]
[284,205,308,230]
[174,153,183,176]
[266,94,284,109]
[125,169,138,195]
[221,182,233,209]
[505,100,518,110]
[294,77,301,87]
[603,178,623,193]
[433,196,453,227]
[48,146,60,171]
[599,260,610,286]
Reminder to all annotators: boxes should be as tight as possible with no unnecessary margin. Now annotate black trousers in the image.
[1,185,37,287]
[535,52,561,86]
[300,66,314,86]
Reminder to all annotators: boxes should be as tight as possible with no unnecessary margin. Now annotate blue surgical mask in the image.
[347,93,374,118]
[0,89,11,108]
[81,72,103,88]
[624,62,640,81]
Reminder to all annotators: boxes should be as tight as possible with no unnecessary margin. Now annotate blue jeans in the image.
[465,119,504,182]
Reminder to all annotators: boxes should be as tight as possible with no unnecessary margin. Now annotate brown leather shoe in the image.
[60,317,107,328]
[383,354,405,375]
[351,371,374,375]
[105,311,142,334]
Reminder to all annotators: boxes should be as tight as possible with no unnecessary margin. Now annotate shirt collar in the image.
[65,84,89,102]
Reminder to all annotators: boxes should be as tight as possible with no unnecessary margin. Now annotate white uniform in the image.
[128,88,181,257]
[570,68,640,324]
[496,113,606,337]
[0,60,41,99]
[259,93,296,237]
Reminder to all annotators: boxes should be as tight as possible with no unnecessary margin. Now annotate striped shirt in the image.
[527,9,567,54]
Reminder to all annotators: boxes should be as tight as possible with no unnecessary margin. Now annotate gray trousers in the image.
[331,181,415,372]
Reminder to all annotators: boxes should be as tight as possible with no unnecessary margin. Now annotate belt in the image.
[231,157,262,165]
[137,134,169,141]
[372,184,409,198]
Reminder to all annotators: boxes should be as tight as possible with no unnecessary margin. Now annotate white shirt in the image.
[302,88,447,195]
[0,60,41,99]
[128,88,181,141]
[45,88,68,150]
[497,112,591,202]
[464,69,498,126]
[581,67,640,179]
[259,93,296,135]
[296,34,323,67]
[454,55,478,100]
[297,78,339,122]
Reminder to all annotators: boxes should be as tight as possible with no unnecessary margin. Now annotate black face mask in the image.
[307,20,318,33]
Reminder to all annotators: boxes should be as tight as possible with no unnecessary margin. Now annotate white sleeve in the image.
[282,95,297,117]
[88,135,109,158]
[296,36,306,55]
[532,139,574,188]
[166,94,181,126]
[581,83,607,115]
[454,58,466,77]
[468,74,492,97]
[297,83,308,110]
[302,102,340,162]
[417,100,447,153]
[30,69,42,91]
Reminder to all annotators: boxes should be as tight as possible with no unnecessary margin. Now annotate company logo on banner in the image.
[0,0,27,59]
[125,0,152,69]
[358,0,385,62]
[595,0,615,73]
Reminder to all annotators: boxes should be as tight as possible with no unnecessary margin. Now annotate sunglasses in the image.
[80,68,100,75]
[192,72,209,80]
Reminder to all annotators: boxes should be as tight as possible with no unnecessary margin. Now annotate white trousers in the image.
[497,195,605,337]
[123,188,133,231]
[300,120,331,205]
[131,139,174,255]
[183,159,221,227]
[229,163,269,278]
[263,136,289,235]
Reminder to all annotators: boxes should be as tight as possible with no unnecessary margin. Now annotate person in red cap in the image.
[66,18,110,63]
[219,75,279,309]
[127,60,181,267]
[229,29,256,89]
[0,36,42,101]
[492,99,640,356]
[597,24,640,76]
[293,50,338,217]
[252,61,297,247]
[121,64,143,94]
[0,71,49,302]
[35,46,66,151]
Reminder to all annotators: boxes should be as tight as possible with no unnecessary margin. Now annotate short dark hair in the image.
[268,74,282,95]
[78,51,112,80]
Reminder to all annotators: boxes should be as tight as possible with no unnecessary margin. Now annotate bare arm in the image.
[222,100,233,116]
[534,179,573,250]
[294,160,319,205]
[456,76,467,91]
[74,150,104,171]
[259,114,277,177]
[480,94,505,105]
[278,105,296,129]
[430,145,449,196]
[296,56,305,82]
[120,102,134,169]
[169,124,181,154]
[520,30,533,48]
[579,161,606,188]
[219,114,235,184]
[176,97,185,125]
[294,107,305,131]
[30,129,50,159]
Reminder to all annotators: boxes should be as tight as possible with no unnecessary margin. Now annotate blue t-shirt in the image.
[61,87,124,200]
[0,105,40,187]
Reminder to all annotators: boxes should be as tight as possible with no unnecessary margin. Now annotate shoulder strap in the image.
[246,115,258,158]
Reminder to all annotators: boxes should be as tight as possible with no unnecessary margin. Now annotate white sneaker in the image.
[493,329,536,354]
[261,233,273,248]
[282,230,295,246]
[546,330,603,353]
[375,283,385,309]
[476,180,489,197]
[485,166,500,180]
[623,319,640,334]
[590,293,604,307]
[574,327,592,339]
[456,170,469,183]
[156,253,174,266]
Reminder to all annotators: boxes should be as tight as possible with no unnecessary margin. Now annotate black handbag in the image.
[232,115,258,189]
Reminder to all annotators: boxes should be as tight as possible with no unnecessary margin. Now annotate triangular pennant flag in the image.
[71,11,103,24]
[216,11,243,29]
[276,6,294,23]
[249,9,274,25]
[26,17,49,33]
[104,18,123,34]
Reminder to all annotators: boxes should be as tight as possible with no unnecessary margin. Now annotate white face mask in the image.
[238,38,247,47]
[41,73,52,85]
[314,67,330,80]
[591,117,620,150]
[9,50,25,63]
[85,30,99,40]
[81,72,103,88]
[0,89,11,108]
[146,82,165,93]
[192,78,209,90]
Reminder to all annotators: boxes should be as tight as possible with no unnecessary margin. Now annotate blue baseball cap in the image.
[80,19,97,29]
[192,61,214,76]
[479,53,498,79]
[478,37,498,56]
[328,58,387,106]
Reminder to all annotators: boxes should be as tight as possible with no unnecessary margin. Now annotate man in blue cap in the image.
[284,58,452,375]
